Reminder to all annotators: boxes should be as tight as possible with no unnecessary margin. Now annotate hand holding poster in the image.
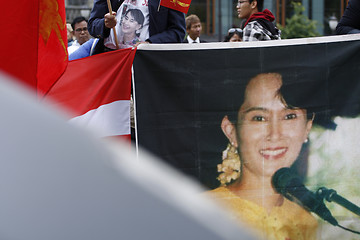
[105,0,150,50]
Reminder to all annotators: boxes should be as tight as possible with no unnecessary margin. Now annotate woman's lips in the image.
[260,147,287,159]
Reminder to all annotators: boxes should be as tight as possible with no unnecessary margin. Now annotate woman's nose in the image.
[267,118,282,141]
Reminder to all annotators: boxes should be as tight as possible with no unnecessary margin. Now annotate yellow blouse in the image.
[208,186,318,240]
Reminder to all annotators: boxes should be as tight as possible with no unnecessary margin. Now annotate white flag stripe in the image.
[69,100,130,138]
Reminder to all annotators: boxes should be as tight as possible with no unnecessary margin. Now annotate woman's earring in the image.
[217,143,241,186]
[304,138,309,143]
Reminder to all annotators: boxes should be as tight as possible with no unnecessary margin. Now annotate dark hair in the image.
[223,31,242,42]
[71,16,88,31]
[228,73,315,123]
[249,0,264,11]
[125,9,145,26]
[278,87,315,121]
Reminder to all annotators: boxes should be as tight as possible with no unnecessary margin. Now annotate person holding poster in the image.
[88,0,185,53]
[69,8,145,58]
[101,3,148,49]
[208,73,318,240]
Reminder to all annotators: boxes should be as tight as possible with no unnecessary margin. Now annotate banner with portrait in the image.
[133,35,360,239]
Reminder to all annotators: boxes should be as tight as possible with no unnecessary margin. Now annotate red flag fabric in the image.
[43,48,136,140]
[0,1,38,88]
[38,0,68,96]
[0,0,67,96]
[160,0,192,14]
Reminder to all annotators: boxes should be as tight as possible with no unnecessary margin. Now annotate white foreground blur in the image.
[0,71,257,240]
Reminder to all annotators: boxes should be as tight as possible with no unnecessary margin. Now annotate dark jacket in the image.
[88,0,186,43]
[336,0,360,35]
[182,38,207,43]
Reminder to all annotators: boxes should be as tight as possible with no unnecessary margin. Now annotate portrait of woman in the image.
[120,8,145,48]
[207,73,318,240]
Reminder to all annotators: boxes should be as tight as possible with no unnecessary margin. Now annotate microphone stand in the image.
[316,187,360,235]
[316,187,360,217]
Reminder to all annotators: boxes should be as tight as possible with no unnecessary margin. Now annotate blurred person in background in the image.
[183,14,207,43]
[224,28,243,42]
[67,23,75,46]
[236,0,280,41]
[68,16,91,55]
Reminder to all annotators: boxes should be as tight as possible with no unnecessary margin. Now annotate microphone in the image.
[272,167,338,226]
[317,187,360,217]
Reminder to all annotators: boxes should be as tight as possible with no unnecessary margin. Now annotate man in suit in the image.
[183,14,207,43]
[88,0,186,53]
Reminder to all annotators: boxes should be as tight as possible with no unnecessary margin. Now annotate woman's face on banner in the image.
[122,11,142,35]
[236,73,312,178]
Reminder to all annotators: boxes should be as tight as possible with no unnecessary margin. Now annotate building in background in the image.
[188,0,349,41]
[65,0,93,23]
[65,0,349,41]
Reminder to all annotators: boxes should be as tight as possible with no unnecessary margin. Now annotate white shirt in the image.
[187,36,200,43]
[67,40,80,55]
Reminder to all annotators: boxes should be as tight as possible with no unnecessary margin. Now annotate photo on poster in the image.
[133,37,360,239]
[118,5,144,47]
[104,0,149,49]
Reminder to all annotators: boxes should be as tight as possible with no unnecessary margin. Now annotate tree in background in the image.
[277,2,320,39]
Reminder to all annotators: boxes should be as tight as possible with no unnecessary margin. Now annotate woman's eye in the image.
[252,116,266,121]
[284,113,297,120]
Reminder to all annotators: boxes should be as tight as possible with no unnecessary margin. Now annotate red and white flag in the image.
[44,49,136,140]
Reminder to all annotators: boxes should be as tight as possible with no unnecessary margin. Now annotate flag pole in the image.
[157,0,161,11]
[106,0,119,49]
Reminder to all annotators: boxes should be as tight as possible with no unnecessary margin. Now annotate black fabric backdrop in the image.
[133,38,360,189]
